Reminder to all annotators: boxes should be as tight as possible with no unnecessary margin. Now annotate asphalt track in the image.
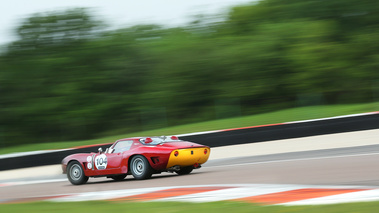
[1,129,379,203]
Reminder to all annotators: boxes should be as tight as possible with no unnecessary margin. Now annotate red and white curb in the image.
[3,184,379,205]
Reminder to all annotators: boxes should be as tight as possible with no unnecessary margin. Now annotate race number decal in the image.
[95,154,108,170]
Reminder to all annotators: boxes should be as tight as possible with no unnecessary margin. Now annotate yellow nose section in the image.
[166,147,210,168]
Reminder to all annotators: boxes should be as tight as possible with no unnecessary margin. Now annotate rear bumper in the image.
[166,147,210,168]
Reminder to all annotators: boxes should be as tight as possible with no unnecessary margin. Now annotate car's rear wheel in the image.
[130,155,153,180]
[110,174,127,181]
[67,161,89,185]
[176,166,193,175]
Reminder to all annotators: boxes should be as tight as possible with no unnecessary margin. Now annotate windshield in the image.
[139,136,180,145]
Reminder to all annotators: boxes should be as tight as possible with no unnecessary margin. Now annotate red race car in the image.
[62,136,210,185]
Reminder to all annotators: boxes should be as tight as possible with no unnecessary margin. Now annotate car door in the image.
[93,140,133,175]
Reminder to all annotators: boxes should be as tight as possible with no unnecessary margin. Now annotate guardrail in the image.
[1,112,378,171]
[181,112,379,147]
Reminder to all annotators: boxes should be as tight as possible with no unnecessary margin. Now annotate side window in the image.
[113,140,133,153]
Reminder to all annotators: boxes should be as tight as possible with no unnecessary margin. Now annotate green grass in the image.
[2,200,379,213]
[1,102,378,155]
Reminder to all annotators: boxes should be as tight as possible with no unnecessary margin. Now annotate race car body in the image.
[62,136,210,185]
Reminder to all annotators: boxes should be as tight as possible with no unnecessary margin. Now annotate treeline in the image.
[1,0,378,147]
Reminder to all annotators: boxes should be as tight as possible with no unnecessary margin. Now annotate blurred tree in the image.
[225,0,379,37]
[1,0,379,147]
[9,8,104,51]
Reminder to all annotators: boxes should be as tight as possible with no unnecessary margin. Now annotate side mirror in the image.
[98,147,103,153]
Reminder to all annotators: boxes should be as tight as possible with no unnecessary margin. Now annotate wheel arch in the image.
[66,159,89,185]
[128,154,154,180]
[68,159,83,168]
[66,159,85,173]
[127,154,151,173]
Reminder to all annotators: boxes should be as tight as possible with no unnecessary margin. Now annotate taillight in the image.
[204,149,208,155]
[174,151,179,157]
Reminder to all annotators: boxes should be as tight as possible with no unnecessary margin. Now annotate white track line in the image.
[207,152,379,169]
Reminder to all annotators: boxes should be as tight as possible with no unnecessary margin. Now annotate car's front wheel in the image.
[130,155,153,180]
[67,161,89,185]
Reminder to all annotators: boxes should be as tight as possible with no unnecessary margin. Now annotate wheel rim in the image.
[132,157,144,176]
[69,164,82,181]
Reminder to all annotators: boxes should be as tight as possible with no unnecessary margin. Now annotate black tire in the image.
[110,174,127,181]
[176,166,193,175]
[130,155,153,180]
[67,161,89,185]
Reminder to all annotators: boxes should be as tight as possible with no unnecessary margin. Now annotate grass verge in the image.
[1,102,378,155]
[2,200,379,213]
